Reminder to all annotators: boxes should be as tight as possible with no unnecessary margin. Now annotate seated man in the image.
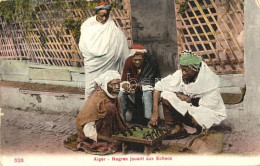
[76,70,126,154]
[149,50,226,136]
[119,45,161,125]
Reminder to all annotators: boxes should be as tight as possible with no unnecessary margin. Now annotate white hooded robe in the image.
[79,16,129,99]
[155,62,226,129]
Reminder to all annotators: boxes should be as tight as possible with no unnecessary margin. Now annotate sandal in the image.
[191,125,202,135]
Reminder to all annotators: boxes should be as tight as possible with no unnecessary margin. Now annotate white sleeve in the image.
[188,89,227,129]
[161,91,191,116]
[83,121,97,142]
[155,70,182,92]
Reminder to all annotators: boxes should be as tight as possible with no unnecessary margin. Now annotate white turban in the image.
[94,70,121,98]
[129,45,147,57]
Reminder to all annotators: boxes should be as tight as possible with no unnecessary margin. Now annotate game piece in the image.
[156,130,159,135]
[142,134,146,139]
[129,131,133,136]
[122,130,127,135]
[151,130,156,136]
[162,129,167,133]
[132,127,136,131]
[135,125,143,131]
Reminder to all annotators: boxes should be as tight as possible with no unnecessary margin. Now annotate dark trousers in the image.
[132,88,146,125]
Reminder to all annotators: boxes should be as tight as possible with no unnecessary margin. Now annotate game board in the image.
[112,125,171,154]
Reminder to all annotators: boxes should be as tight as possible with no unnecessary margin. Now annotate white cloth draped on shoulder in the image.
[79,16,129,99]
[155,61,226,129]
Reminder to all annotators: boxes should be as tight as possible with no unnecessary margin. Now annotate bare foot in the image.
[169,125,182,135]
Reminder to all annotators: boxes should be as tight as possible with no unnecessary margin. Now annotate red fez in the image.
[96,2,110,6]
[131,45,145,50]
[129,45,147,56]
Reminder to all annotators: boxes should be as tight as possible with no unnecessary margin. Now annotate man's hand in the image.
[122,83,130,91]
[122,83,140,93]
[176,93,192,103]
[149,113,159,126]
[149,90,161,126]
[94,82,101,91]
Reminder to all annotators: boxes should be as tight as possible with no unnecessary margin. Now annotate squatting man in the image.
[149,50,227,137]
[76,70,126,154]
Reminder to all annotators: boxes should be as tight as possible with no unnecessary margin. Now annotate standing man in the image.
[149,50,226,137]
[119,45,161,126]
[79,2,129,99]
[76,70,126,154]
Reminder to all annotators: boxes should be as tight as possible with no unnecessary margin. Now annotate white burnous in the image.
[79,2,129,99]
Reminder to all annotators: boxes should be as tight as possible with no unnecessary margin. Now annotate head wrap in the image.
[179,50,202,70]
[94,70,121,98]
[94,2,112,13]
[129,45,147,57]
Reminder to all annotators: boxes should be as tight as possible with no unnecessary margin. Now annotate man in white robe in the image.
[149,50,226,136]
[78,2,129,99]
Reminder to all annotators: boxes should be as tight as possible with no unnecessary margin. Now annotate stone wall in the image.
[243,1,260,130]
[0,59,85,114]
[0,86,85,115]
[0,60,85,88]
[0,59,245,94]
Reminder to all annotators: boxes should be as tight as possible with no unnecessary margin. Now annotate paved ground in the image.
[1,107,260,156]
[1,107,77,155]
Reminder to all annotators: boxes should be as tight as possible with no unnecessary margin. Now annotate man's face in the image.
[181,66,198,83]
[132,54,144,69]
[96,9,110,24]
[107,79,121,97]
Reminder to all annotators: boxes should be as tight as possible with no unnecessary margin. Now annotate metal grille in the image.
[175,0,244,74]
[0,0,132,67]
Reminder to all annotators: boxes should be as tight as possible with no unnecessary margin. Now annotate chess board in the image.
[112,125,171,145]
